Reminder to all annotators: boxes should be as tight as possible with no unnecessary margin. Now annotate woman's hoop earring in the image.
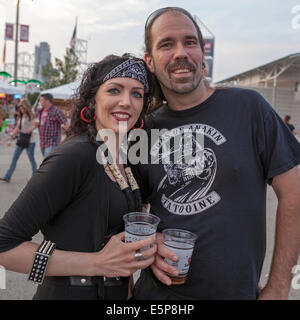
[80,107,96,123]
[133,118,144,130]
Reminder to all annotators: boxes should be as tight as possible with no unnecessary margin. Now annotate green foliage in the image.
[42,48,79,89]
[27,92,40,106]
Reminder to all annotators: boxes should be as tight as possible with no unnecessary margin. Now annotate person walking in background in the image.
[0,100,37,183]
[36,93,68,158]
[283,115,297,135]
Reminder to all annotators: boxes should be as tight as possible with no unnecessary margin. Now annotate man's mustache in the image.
[168,61,196,72]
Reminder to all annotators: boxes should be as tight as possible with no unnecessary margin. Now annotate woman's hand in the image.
[93,232,157,278]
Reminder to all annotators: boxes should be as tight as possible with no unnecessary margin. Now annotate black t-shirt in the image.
[287,123,295,132]
[136,88,300,299]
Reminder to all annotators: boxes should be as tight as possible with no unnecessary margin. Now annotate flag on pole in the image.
[2,41,6,65]
[70,18,77,51]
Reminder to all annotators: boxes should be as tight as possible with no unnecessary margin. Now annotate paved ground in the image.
[0,141,299,300]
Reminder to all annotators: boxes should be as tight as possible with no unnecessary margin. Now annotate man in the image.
[283,115,297,135]
[134,7,300,300]
[37,93,67,158]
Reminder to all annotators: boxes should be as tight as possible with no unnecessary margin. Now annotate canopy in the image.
[41,81,80,100]
[0,80,25,95]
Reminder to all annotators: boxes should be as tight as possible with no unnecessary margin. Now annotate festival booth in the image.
[41,81,80,116]
[0,79,25,96]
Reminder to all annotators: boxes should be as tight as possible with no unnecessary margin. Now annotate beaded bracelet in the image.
[28,240,56,284]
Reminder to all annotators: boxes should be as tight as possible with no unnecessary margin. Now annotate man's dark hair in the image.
[41,93,54,103]
[144,7,205,55]
[143,7,208,113]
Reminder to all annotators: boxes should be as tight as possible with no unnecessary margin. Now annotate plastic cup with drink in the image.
[162,228,198,285]
[123,212,160,252]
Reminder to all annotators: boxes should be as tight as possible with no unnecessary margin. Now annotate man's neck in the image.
[163,82,215,111]
[43,104,52,111]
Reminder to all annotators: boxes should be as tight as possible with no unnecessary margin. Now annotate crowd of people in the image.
[0,94,68,182]
[0,6,299,300]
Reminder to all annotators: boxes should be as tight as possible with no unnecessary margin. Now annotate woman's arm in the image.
[0,234,156,278]
[0,142,156,278]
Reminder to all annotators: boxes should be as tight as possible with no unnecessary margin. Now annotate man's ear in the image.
[144,52,154,73]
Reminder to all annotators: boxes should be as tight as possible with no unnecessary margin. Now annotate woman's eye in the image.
[132,92,143,99]
[108,88,119,94]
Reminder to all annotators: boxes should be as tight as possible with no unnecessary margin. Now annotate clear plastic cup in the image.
[162,228,198,285]
[123,212,160,250]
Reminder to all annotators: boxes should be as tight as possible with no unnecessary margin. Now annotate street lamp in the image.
[14,0,20,86]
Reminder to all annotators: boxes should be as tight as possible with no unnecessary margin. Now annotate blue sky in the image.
[0,0,299,82]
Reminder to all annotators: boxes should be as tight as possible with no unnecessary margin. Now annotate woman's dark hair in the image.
[67,54,154,143]
[18,100,33,120]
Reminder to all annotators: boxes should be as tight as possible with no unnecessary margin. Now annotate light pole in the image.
[14,0,20,86]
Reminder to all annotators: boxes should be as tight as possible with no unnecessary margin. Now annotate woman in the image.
[0,54,156,300]
[0,100,37,182]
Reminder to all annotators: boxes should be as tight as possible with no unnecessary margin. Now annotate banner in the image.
[5,23,14,40]
[204,38,214,57]
[20,25,29,42]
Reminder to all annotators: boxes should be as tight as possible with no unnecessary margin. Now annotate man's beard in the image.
[153,59,203,95]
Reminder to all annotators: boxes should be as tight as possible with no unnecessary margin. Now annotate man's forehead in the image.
[151,11,198,41]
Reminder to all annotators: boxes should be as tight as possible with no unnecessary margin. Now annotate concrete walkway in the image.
[0,142,299,300]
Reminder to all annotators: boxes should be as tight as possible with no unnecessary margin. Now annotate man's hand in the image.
[150,233,179,286]
[257,283,289,300]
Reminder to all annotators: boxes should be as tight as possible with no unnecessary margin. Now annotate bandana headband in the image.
[103,59,149,93]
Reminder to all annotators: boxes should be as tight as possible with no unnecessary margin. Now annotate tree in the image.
[42,48,79,89]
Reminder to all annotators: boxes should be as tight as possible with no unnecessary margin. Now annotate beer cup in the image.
[162,228,198,285]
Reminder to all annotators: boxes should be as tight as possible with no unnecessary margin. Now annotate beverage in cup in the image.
[162,228,198,285]
[123,212,160,250]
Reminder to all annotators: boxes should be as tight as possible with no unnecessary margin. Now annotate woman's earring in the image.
[133,118,144,130]
[80,107,96,123]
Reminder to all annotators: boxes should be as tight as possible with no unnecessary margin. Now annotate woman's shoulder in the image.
[48,133,98,165]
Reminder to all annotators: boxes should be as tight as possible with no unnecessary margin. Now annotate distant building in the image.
[34,42,51,82]
[216,52,300,126]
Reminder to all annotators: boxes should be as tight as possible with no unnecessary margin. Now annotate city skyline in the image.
[0,0,299,82]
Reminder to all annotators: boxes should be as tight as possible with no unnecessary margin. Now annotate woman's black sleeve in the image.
[0,142,91,253]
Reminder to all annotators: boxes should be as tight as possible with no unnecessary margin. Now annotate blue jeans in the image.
[4,142,37,181]
[40,145,56,158]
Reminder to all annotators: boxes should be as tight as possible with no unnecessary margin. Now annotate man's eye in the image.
[160,42,171,48]
[186,40,197,46]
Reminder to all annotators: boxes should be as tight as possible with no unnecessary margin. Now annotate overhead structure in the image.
[0,79,25,95]
[217,53,300,90]
[4,52,35,82]
[74,38,89,78]
[216,52,300,126]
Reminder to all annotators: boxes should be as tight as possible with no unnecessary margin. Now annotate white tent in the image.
[0,80,25,95]
[41,81,80,100]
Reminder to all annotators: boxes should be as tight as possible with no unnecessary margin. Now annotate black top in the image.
[134,88,300,300]
[0,133,129,298]
[286,123,295,132]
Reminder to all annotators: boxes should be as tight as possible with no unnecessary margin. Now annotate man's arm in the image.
[259,166,300,299]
